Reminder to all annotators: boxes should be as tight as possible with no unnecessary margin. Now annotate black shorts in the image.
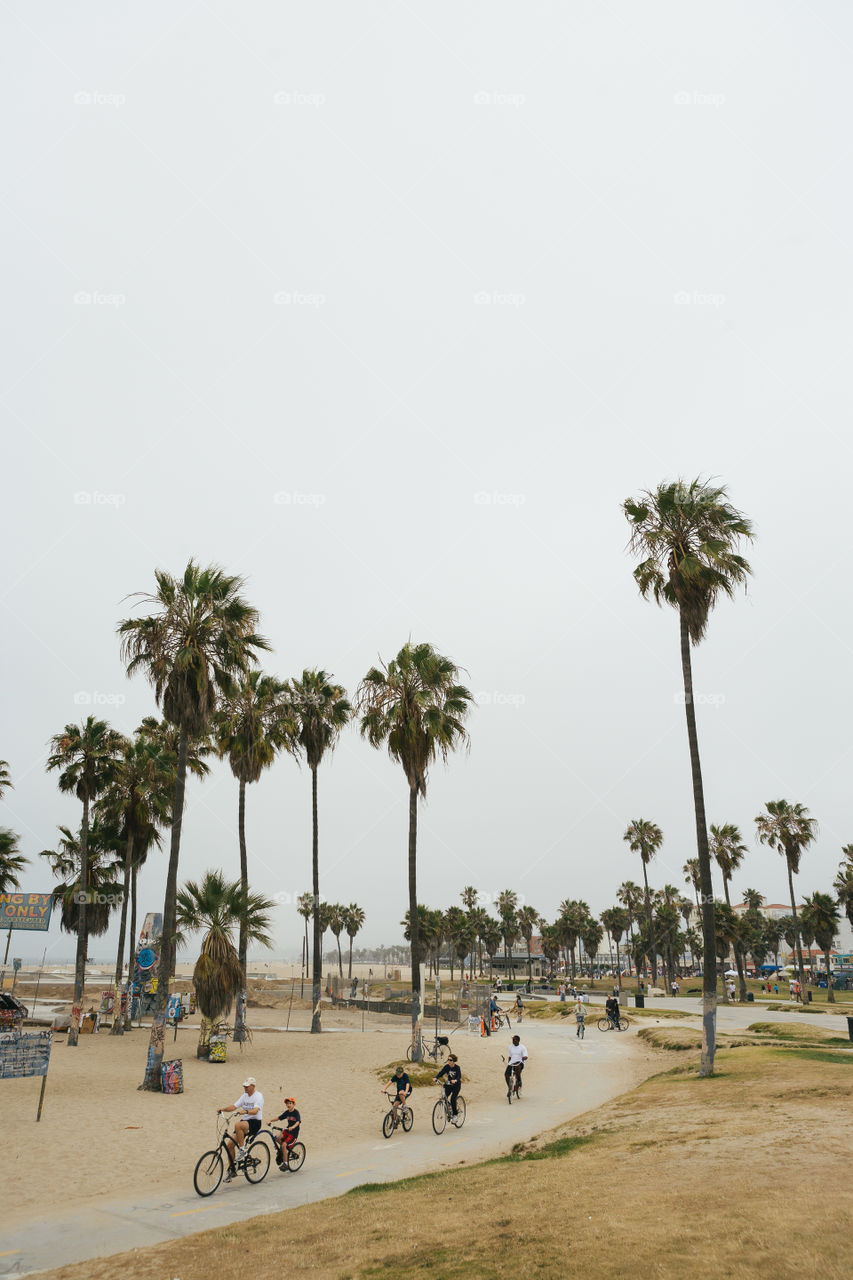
[244,1117,262,1138]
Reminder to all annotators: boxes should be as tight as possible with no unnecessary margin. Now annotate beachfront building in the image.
[732,901,853,971]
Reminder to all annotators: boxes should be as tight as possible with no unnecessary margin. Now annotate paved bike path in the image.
[0,1021,651,1277]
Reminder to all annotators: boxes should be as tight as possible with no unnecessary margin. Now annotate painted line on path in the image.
[170,1207,216,1219]
[336,1166,375,1179]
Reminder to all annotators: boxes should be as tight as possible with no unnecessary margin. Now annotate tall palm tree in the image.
[357,641,472,1059]
[119,560,268,1087]
[624,478,753,1075]
[801,892,840,1001]
[709,822,749,1000]
[755,800,817,997]
[623,819,663,985]
[683,858,701,907]
[713,902,739,1000]
[343,903,365,978]
[176,870,274,1056]
[496,890,519,980]
[215,669,295,1040]
[517,904,539,984]
[290,669,351,1033]
[328,904,346,978]
[444,906,467,980]
[601,907,628,987]
[41,819,124,944]
[46,717,125,1045]
[297,892,313,994]
[617,881,642,945]
[481,918,502,982]
[98,730,172,1034]
[580,918,603,981]
[833,846,853,928]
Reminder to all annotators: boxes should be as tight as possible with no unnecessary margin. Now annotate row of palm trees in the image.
[296,894,366,978]
[30,561,471,1077]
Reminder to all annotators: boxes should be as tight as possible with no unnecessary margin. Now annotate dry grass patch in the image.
[38,1045,853,1280]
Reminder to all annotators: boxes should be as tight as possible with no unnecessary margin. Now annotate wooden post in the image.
[36,1072,48,1122]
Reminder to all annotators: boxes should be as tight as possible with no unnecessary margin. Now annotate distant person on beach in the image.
[515,991,524,1022]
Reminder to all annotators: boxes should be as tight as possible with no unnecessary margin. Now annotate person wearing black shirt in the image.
[605,994,621,1028]
[435,1054,462,1119]
[273,1095,301,1167]
[383,1066,412,1124]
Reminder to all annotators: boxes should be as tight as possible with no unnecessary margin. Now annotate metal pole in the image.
[37,1072,48,1122]
[32,948,46,1020]
[285,977,295,1032]
[3,926,11,966]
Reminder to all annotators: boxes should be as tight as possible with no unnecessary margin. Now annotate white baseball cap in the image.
[243,1076,256,1087]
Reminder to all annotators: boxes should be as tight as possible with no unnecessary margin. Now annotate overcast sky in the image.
[3,2,852,963]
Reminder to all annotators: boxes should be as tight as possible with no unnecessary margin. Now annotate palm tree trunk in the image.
[142,729,187,1090]
[615,938,622,988]
[123,862,139,1030]
[723,880,747,1002]
[825,949,835,1002]
[679,612,717,1077]
[311,766,322,1034]
[348,935,354,979]
[527,943,533,984]
[641,862,657,985]
[68,795,91,1048]
[408,784,423,1059]
[110,832,134,1036]
[336,933,343,979]
[786,860,807,994]
[234,778,248,1043]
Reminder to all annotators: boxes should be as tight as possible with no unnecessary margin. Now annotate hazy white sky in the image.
[3,2,853,961]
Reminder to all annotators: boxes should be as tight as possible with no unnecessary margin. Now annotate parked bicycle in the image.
[432,1084,466,1134]
[193,1113,271,1196]
[597,1014,630,1032]
[492,1008,511,1031]
[406,1033,449,1062]
[381,1093,414,1139]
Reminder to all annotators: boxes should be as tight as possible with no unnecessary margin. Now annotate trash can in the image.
[635,993,645,1009]
[807,991,812,1002]
[847,1017,853,1043]
[747,992,754,1002]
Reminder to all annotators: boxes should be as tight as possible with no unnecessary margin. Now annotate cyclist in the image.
[383,1065,412,1125]
[273,1095,301,1167]
[574,997,586,1037]
[605,994,621,1029]
[504,1034,527,1097]
[435,1053,462,1121]
[217,1076,264,1180]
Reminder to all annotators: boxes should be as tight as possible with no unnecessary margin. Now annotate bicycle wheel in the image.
[432,1099,447,1134]
[453,1096,467,1127]
[579,1023,585,1039]
[193,1148,224,1197]
[597,1018,611,1031]
[436,1041,448,1060]
[382,1110,395,1139]
[401,1106,414,1132]
[405,1043,414,1061]
[286,1142,306,1172]
[617,1017,630,1030]
[243,1140,270,1184]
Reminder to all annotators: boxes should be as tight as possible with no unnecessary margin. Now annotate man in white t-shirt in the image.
[504,1034,528,1097]
[218,1076,264,1179]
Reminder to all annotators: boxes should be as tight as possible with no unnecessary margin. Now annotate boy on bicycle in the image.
[273,1095,301,1167]
[435,1054,462,1120]
[383,1066,412,1124]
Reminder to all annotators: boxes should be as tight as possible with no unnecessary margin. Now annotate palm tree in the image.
[215,669,295,1039]
[176,870,274,1056]
[580,918,603,982]
[709,822,749,1000]
[46,717,125,1045]
[617,881,642,947]
[289,669,351,1033]
[296,892,313,994]
[625,477,753,1076]
[41,819,124,945]
[714,902,740,1000]
[539,922,561,978]
[99,729,172,1034]
[683,858,701,907]
[623,819,663,985]
[601,907,628,987]
[0,829,27,894]
[119,560,268,1087]
[755,800,817,997]
[0,760,12,800]
[357,641,472,1059]
[482,918,502,981]
[801,892,840,1001]
[444,906,467,980]
[328,904,346,978]
[342,904,365,978]
[833,847,853,928]
[516,904,539,984]
[495,890,519,979]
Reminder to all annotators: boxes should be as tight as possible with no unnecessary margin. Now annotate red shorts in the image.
[281,1129,298,1148]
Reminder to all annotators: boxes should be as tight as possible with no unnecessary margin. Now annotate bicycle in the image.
[381,1092,414,1138]
[406,1033,449,1062]
[268,1123,306,1173]
[432,1084,466,1134]
[193,1113,271,1196]
[575,1017,586,1039]
[597,1014,631,1032]
[501,1056,523,1104]
[492,1008,511,1031]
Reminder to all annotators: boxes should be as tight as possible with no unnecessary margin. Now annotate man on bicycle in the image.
[383,1066,412,1124]
[435,1054,462,1121]
[504,1034,527,1096]
[217,1076,263,1180]
[605,994,621,1029]
[273,1095,301,1167]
